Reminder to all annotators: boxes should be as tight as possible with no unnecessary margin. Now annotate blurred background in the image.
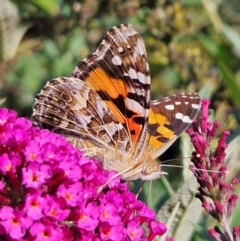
[1,0,240,240]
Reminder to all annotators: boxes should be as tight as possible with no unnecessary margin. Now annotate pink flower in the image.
[126,219,145,240]
[76,201,99,231]
[22,163,51,188]
[0,108,166,240]
[23,190,46,220]
[100,222,124,240]
[99,202,120,224]
[30,219,62,240]
[0,206,32,239]
[187,99,239,241]
[44,196,70,221]
[57,182,83,207]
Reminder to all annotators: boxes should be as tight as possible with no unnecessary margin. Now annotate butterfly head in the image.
[141,162,168,180]
[137,152,167,180]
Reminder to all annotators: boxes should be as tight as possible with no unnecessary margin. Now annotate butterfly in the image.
[32,23,201,181]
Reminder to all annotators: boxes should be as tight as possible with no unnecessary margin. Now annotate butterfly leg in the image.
[82,148,105,163]
[136,180,145,199]
[97,164,139,193]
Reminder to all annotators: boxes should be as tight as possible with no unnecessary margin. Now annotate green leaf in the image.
[0,0,29,61]
[197,33,240,104]
[225,134,240,180]
[221,23,240,56]
[135,177,171,212]
[197,32,220,57]
[159,200,181,241]
[180,133,194,182]
[24,0,60,15]
[217,60,240,105]
[157,177,202,241]
[42,40,60,60]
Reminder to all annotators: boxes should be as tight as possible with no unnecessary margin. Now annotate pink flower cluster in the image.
[187,99,239,241]
[0,108,166,240]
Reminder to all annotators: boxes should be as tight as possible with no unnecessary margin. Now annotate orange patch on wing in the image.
[86,67,143,144]
[104,100,125,124]
[149,136,164,149]
[129,118,142,143]
[157,126,174,138]
[148,128,174,149]
[148,108,175,148]
[86,67,128,99]
[148,109,166,125]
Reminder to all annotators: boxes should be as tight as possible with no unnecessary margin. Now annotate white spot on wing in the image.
[128,68,146,84]
[175,113,183,119]
[146,62,150,72]
[136,38,145,56]
[192,103,200,109]
[118,47,123,53]
[182,116,192,123]
[137,71,146,84]
[175,113,192,123]
[126,98,144,113]
[112,55,122,66]
[129,68,138,79]
[165,104,174,110]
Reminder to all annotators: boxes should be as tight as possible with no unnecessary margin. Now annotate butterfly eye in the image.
[141,163,165,180]
[142,163,155,175]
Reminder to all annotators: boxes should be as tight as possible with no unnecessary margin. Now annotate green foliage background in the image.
[1,0,240,240]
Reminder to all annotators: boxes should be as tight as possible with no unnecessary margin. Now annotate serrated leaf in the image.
[0,0,29,62]
[157,177,202,241]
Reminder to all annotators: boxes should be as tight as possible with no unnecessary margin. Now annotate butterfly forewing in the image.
[146,93,201,159]
[72,23,150,155]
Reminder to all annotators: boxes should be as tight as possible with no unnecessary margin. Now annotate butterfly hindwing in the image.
[32,77,130,155]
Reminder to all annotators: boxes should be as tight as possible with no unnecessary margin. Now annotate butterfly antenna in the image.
[160,156,228,174]
[161,163,228,174]
[160,156,192,164]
